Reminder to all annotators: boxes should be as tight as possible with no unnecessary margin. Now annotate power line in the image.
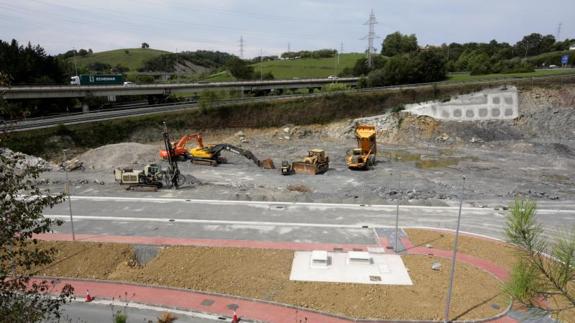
[362,9,379,68]
[239,35,244,58]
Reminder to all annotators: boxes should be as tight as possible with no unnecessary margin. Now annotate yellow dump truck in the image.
[346,125,376,170]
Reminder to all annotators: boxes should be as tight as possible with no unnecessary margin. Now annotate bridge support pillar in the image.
[82,102,90,113]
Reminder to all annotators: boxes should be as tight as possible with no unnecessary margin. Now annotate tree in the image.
[87,62,111,73]
[112,64,130,74]
[0,39,67,85]
[77,49,88,57]
[367,50,446,87]
[381,32,418,57]
[411,48,447,82]
[0,149,74,321]
[468,52,492,75]
[141,42,149,49]
[226,57,254,80]
[514,33,556,57]
[351,56,387,76]
[504,198,575,318]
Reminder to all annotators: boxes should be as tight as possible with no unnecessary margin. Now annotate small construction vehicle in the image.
[291,149,330,175]
[114,163,166,189]
[281,160,294,175]
[346,125,377,170]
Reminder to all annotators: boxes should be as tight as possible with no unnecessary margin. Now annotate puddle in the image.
[415,156,479,169]
[382,150,479,169]
[382,150,422,162]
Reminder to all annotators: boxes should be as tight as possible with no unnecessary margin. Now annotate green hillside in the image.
[70,48,170,72]
[251,53,364,79]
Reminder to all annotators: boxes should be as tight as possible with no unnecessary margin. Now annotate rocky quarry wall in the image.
[352,85,575,150]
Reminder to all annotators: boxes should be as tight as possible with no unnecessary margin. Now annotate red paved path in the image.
[36,278,352,323]
[37,232,515,322]
[400,237,510,281]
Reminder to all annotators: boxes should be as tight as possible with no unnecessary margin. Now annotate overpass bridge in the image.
[0,77,359,100]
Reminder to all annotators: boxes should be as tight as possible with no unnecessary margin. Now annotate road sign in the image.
[561,54,569,65]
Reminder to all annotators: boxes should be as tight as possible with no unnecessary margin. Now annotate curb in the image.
[38,276,512,323]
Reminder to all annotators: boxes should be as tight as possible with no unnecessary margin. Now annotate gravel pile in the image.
[0,147,57,170]
[77,142,159,170]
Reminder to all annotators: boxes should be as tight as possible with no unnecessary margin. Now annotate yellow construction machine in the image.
[160,133,274,168]
[288,149,330,175]
[346,125,377,170]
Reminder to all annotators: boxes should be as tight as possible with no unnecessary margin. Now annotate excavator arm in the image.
[176,134,203,150]
[208,144,262,167]
[160,133,203,159]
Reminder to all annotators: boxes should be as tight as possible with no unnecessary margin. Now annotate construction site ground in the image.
[34,230,511,321]
[7,85,575,321]
[32,86,574,208]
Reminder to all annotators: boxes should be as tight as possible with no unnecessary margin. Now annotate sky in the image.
[1,0,574,57]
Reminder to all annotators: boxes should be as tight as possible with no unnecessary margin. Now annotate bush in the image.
[526,50,573,67]
[87,61,112,73]
[135,75,155,84]
[367,49,447,86]
[322,83,349,92]
[469,53,492,75]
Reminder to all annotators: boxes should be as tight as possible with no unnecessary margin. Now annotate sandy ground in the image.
[404,229,518,271]
[406,230,575,323]
[34,241,509,321]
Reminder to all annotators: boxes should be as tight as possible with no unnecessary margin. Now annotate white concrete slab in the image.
[290,251,412,285]
[405,86,519,121]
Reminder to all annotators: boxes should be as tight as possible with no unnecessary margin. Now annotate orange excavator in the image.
[160,133,275,168]
[159,133,204,160]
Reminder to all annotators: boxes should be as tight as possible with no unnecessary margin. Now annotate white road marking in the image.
[67,195,575,214]
[45,214,378,229]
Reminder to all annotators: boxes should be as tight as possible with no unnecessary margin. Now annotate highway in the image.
[44,196,575,244]
[0,92,329,132]
[1,77,359,100]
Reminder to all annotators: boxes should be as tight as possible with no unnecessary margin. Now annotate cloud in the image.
[1,0,574,56]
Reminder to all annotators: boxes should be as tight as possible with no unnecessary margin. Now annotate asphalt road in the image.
[44,196,575,243]
[47,300,222,323]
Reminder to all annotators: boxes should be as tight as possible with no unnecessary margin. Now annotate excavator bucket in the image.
[292,162,318,175]
[260,159,275,169]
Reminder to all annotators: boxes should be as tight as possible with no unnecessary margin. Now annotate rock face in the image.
[347,84,575,147]
[0,147,57,170]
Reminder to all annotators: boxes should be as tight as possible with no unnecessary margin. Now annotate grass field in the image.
[251,53,364,79]
[203,70,235,82]
[70,48,169,72]
[201,53,364,81]
[447,68,575,82]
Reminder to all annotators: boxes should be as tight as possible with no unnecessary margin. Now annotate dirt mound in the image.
[0,147,58,170]
[77,142,158,170]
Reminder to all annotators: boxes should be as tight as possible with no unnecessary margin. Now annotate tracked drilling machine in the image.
[162,122,186,188]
